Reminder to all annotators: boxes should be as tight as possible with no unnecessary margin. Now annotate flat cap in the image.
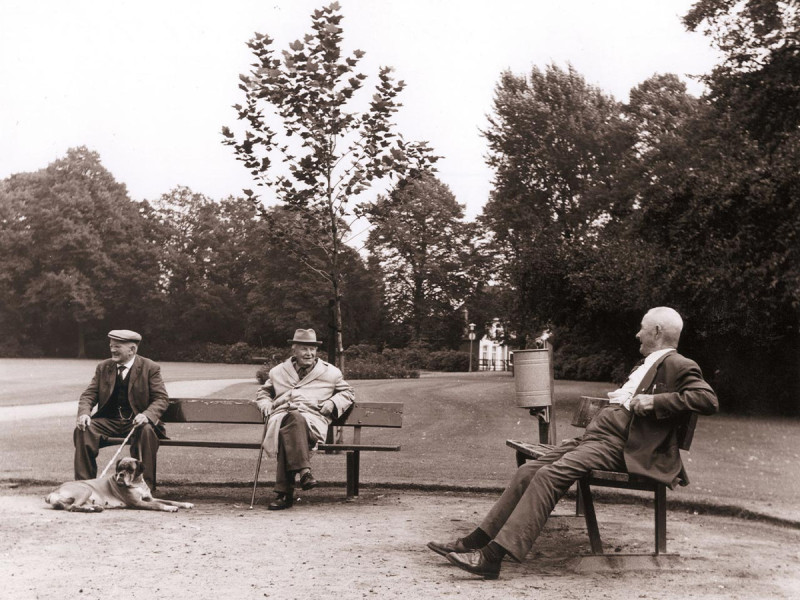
[108,329,142,342]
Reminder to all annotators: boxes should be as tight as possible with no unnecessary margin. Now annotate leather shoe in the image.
[446,550,501,579]
[267,493,294,510]
[427,538,471,557]
[299,471,318,491]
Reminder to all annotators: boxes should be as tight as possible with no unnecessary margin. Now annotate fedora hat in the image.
[288,328,324,346]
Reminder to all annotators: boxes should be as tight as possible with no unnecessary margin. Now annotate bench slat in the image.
[105,438,400,452]
[317,443,400,452]
[506,439,658,487]
[160,440,261,449]
[336,402,403,428]
[163,398,260,424]
[159,398,403,428]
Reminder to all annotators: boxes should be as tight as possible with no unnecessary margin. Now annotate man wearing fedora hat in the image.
[255,328,354,510]
[74,330,169,492]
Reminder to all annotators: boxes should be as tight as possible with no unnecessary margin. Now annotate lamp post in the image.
[468,323,476,372]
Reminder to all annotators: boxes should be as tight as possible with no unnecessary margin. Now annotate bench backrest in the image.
[573,396,698,451]
[161,398,403,428]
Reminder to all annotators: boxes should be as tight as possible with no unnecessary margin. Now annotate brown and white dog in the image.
[45,457,194,513]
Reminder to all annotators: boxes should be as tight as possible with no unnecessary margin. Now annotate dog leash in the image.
[99,427,136,477]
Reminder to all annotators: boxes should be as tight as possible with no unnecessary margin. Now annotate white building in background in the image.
[478,318,513,371]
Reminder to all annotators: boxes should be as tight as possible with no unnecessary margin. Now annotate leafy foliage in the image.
[365,173,487,346]
[222,2,437,368]
[0,147,162,356]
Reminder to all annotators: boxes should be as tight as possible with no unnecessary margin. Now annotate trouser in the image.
[480,406,631,562]
[274,410,317,494]
[74,417,160,491]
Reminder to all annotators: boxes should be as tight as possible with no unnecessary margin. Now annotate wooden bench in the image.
[507,397,698,556]
[103,398,403,498]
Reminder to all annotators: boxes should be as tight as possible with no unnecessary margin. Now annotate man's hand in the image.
[319,400,335,417]
[76,415,91,431]
[630,394,654,416]
[132,413,150,428]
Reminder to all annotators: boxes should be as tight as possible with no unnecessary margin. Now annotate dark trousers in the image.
[74,417,160,491]
[274,411,317,494]
[480,406,631,562]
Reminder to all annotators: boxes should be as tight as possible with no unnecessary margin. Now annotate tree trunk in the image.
[333,293,345,374]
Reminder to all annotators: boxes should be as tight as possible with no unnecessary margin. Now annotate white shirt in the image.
[117,356,136,380]
[608,348,674,410]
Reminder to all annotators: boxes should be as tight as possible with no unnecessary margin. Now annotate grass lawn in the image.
[1,362,798,524]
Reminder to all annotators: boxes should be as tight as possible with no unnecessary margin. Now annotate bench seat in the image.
[102,398,403,498]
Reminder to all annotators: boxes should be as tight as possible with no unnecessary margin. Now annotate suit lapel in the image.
[102,361,117,404]
[302,359,325,385]
[127,356,142,392]
[637,350,675,393]
[280,359,300,385]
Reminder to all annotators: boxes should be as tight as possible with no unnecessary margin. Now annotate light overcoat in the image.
[255,358,354,457]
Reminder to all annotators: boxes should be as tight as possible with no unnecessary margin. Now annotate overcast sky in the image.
[1,0,719,223]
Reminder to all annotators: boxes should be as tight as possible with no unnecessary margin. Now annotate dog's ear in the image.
[134,459,144,478]
[115,458,123,472]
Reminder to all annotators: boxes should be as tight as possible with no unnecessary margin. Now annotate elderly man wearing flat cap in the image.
[255,328,354,510]
[74,330,169,492]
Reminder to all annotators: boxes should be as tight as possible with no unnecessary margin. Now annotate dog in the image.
[45,457,194,513]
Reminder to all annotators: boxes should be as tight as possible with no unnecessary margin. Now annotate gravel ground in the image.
[2,484,799,600]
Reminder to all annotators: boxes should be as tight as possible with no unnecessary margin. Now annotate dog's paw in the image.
[183,503,195,509]
[164,505,179,512]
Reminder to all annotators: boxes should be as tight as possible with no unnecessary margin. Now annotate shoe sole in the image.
[445,553,500,579]
[300,480,318,491]
[426,542,452,557]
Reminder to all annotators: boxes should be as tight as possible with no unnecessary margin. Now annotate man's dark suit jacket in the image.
[624,350,718,488]
[78,355,170,430]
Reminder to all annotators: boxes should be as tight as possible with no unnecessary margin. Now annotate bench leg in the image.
[346,451,360,497]
[575,483,585,516]
[515,451,528,468]
[654,483,667,554]
[579,479,603,554]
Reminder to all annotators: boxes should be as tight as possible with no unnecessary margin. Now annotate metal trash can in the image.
[513,348,553,408]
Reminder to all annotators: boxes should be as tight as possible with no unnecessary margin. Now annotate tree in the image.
[481,63,634,344]
[150,187,263,348]
[364,174,486,346]
[245,205,382,350]
[222,2,436,369]
[684,0,800,143]
[0,147,162,357]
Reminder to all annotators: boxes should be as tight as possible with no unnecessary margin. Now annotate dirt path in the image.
[2,485,798,600]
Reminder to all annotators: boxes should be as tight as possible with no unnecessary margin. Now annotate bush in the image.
[380,341,431,370]
[342,357,419,379]
[554,345,623,382]
[256,354,417,382]
[424,350,470,372]
[344,344,382,360]
[0,339,43,358]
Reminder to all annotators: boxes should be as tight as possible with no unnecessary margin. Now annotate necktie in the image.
[117,364,126,381]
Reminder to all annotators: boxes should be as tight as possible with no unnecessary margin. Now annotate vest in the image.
[98,368,133,420]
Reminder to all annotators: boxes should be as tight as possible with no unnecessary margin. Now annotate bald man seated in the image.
[427,307,719,579]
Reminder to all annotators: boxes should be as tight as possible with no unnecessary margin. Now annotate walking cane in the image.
[250,419,270,509]
[99,427,136,478]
